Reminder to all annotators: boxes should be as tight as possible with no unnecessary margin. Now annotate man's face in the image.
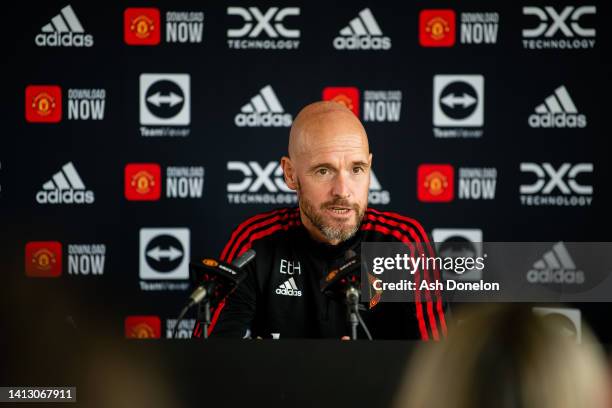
[287,116,371,245]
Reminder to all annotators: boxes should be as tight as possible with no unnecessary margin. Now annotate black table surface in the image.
[6,338,420,408]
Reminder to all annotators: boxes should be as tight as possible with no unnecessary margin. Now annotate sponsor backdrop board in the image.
[3,1,611,340]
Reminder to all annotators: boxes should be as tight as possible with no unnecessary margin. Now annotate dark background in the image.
[2,1,611,342]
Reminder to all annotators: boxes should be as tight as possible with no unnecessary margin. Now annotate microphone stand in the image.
[346,286,360,340]
[345,285,373,341]
[320,250,373,341]
[173,282,214,340]
[196,298,211,340]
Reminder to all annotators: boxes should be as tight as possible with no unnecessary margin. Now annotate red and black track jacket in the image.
[193,206,446,340]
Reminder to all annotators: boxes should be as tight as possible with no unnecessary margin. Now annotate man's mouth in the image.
[326,206,353,216]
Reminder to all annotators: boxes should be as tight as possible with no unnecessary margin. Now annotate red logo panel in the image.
[125,316,162,338]
[25,85,62,123]
[419,10,456,47]
[125,163,161,201]
[417,164,454,202]
[124,8,161,45]
[25,241,62,277]
[322,87,360,116]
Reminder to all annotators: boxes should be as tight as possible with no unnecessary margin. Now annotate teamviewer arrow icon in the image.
[139,228,190,280]
[433,75,484,127]
[146,92,183,107]
[139,74,191,126]
[146,246,183,261]
[441,93,476,108]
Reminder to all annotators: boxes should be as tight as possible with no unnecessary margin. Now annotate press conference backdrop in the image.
[4,1,611,341]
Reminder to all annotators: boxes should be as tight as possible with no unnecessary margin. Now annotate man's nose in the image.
[331,171,351,198]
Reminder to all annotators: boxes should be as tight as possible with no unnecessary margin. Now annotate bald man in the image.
[196,102,446,340]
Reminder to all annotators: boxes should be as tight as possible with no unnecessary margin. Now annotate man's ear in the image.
[280,156,298,190]
[367,153,373,188]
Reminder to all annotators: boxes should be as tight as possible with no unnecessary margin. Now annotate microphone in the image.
[320,249,373,340]
[320,249,361,297]
[188,249,256,307]
[173,249,256,339]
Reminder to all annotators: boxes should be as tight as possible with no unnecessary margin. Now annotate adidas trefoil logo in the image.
[333,8,391,50]
[275,277,302,297]
[35,4,94,47]
[526,242,585,284]
[36,162,95,204]
[234,85,293,127]
[528,85,587,129]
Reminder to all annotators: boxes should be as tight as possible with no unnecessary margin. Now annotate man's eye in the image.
[353,167,364,174]
[317,168,329,175]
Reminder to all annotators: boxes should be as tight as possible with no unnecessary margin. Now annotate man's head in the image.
[281,101,372,245]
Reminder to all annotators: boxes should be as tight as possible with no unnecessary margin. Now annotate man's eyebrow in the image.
[308,160,370,171]
[351,160,370,168]
[308,162,335,172]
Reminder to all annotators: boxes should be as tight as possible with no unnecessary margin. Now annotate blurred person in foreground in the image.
[393,304,610,408]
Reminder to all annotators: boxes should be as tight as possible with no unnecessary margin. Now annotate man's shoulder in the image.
[361,207,429,243]
[234,207,301,231]
[220,207,301,261]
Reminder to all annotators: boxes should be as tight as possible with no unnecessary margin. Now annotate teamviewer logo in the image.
[433,75,484,127]
[139,74,190,125]
[139,228,190,280]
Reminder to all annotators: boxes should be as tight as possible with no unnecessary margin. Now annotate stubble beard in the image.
[297,180,365,244]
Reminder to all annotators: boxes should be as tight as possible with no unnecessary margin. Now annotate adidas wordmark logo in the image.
[35,5,94,47]
[36,162,95,204]
[368,170,391,205]
[275,277,302,296]
[333,8,391,50]
[234,85,293,127]
[527,242,584,284]
[528,85,586,128]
